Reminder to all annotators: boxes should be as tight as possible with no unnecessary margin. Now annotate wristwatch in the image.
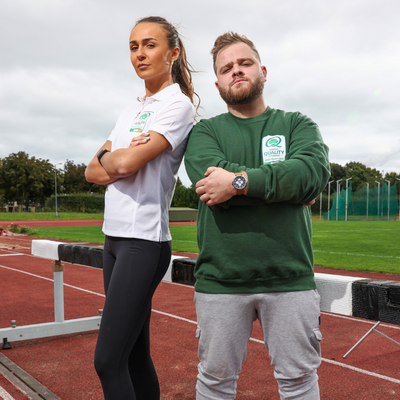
[232,172,247,195]
[97,149,110,165]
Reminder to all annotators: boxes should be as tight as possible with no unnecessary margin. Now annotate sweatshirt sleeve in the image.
[185,112,330,207]
[245,113,330,204]
[185,118,272,208]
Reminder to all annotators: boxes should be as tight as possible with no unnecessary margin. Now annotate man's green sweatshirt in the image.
[184,107,330,294]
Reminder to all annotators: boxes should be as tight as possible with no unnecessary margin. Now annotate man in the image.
[184,32,330,400]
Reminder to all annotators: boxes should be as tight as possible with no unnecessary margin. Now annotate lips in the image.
[231,78,248,87]
[137,63,149,69]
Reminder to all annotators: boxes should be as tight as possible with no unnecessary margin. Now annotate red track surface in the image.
[1,221,400,399]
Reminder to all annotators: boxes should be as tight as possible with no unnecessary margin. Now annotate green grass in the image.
[29,226,106,244]
[312,220,400,274]
[26,220,400,275]
[27,224,199,253]
[0,212,104,221]
[169,225,198,253]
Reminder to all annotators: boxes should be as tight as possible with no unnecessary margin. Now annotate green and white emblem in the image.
[130,111,154,133]
[262,135,286,164]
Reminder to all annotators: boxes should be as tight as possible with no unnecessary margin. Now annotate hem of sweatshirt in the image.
[193,274,316,294]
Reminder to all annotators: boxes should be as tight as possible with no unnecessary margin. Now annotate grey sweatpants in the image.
[194,290,322,400]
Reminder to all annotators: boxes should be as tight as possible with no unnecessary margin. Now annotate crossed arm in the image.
[195,166,315,207]
[184,118,329,208]
[85,132,170,185]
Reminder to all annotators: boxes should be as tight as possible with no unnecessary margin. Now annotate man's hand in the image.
[196,167,237,206]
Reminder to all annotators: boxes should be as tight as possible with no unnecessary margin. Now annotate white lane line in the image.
[0,386,15,400]
[0,265,105,297]
[0,254,25,257]
[3,264,400,386]
[321,358,400,384]
[151,309,197,325]
[321,311,400,331]
[313,250,400,260]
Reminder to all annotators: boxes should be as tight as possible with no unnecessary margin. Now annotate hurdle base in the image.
[0,316,102,348]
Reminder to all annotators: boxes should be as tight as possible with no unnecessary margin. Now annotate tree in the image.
[0,152,54,207]
[344,161,383,191]
[63,160,90,193]
[62,159,106,194]
[171,178,199,209]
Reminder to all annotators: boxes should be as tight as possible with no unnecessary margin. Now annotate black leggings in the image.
[94,236,171,400]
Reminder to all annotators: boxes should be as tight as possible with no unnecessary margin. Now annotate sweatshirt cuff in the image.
[246,168,268,198]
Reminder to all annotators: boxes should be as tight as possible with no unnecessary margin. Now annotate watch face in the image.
[233,175,247,190]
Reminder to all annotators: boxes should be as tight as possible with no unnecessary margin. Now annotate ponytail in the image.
[134,16,200,110]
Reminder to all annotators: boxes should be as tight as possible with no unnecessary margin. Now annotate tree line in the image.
[0,152,399,212]
[327,161,400,193]
[0,151,198,211]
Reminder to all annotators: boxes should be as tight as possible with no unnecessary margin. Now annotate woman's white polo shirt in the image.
[102,83,195,241]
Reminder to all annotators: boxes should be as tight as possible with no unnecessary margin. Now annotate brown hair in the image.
[211,32,261,74]
[135,16,199,108]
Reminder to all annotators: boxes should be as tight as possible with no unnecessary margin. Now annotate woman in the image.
[85,16,197,399]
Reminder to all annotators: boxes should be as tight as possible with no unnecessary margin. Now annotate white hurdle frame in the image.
[1,240,102,349]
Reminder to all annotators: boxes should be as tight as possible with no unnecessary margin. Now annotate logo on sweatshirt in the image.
[262,135,286,164]
[130,111,154,133]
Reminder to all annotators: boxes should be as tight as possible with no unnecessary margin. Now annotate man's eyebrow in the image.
[129,37,158,45]
[219,58,254,73]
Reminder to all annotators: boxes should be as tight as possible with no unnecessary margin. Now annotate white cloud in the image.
[0,0,399,185]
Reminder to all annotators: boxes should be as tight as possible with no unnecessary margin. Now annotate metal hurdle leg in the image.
[343,321,400,358]
[53,260,65,323]
[1,250,102,349]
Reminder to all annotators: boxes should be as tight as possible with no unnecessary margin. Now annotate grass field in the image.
[26,220,400,275]
[0,212,104,221]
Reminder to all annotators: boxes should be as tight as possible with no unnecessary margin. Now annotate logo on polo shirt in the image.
[130,111,154,133]
[262,135,286,164]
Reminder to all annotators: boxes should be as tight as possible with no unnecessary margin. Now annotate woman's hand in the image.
[129,132,151,147]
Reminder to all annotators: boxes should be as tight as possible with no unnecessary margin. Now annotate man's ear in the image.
[262,66,267,81]
[215,81,219,91]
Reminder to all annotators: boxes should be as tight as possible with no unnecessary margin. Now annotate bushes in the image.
[45,193,104,213]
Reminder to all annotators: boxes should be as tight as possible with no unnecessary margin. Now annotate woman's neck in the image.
[145,77,174,97]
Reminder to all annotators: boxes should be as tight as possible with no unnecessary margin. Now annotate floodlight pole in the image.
[375,181,380,221]
[327,180,334,220]
[385,180,390,221]
[397,178,400,221]
[319,192,322,220]
[54,163,63,217]
[345,177,352,221]
[366,182,369,220]
[336,179,342,221]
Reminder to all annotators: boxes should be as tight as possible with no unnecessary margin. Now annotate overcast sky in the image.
[1,0,399,187]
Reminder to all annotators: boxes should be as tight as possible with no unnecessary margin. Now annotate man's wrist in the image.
[232,171,248,195]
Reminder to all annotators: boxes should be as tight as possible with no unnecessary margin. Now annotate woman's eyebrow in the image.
[129,37,158,45]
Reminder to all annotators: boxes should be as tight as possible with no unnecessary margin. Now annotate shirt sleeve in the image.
[149,96,195,151]
[185,113,330,208]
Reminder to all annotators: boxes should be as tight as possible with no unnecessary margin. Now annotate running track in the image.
[1,220,400,399]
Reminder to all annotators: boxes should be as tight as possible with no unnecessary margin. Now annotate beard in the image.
[218,72,265,106]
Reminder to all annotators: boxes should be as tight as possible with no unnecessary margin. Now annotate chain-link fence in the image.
[322,182,399,221]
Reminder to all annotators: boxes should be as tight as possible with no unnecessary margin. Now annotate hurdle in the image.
[1,240,183,349]
[1,240,102,349]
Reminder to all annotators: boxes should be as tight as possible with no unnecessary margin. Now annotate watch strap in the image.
[234,172,246,195]
[97,149,110,165]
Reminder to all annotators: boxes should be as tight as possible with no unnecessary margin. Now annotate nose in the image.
[136,46,146,61]
[232,64,243,77]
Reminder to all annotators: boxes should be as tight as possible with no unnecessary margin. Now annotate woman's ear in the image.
[171,46,180,63]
